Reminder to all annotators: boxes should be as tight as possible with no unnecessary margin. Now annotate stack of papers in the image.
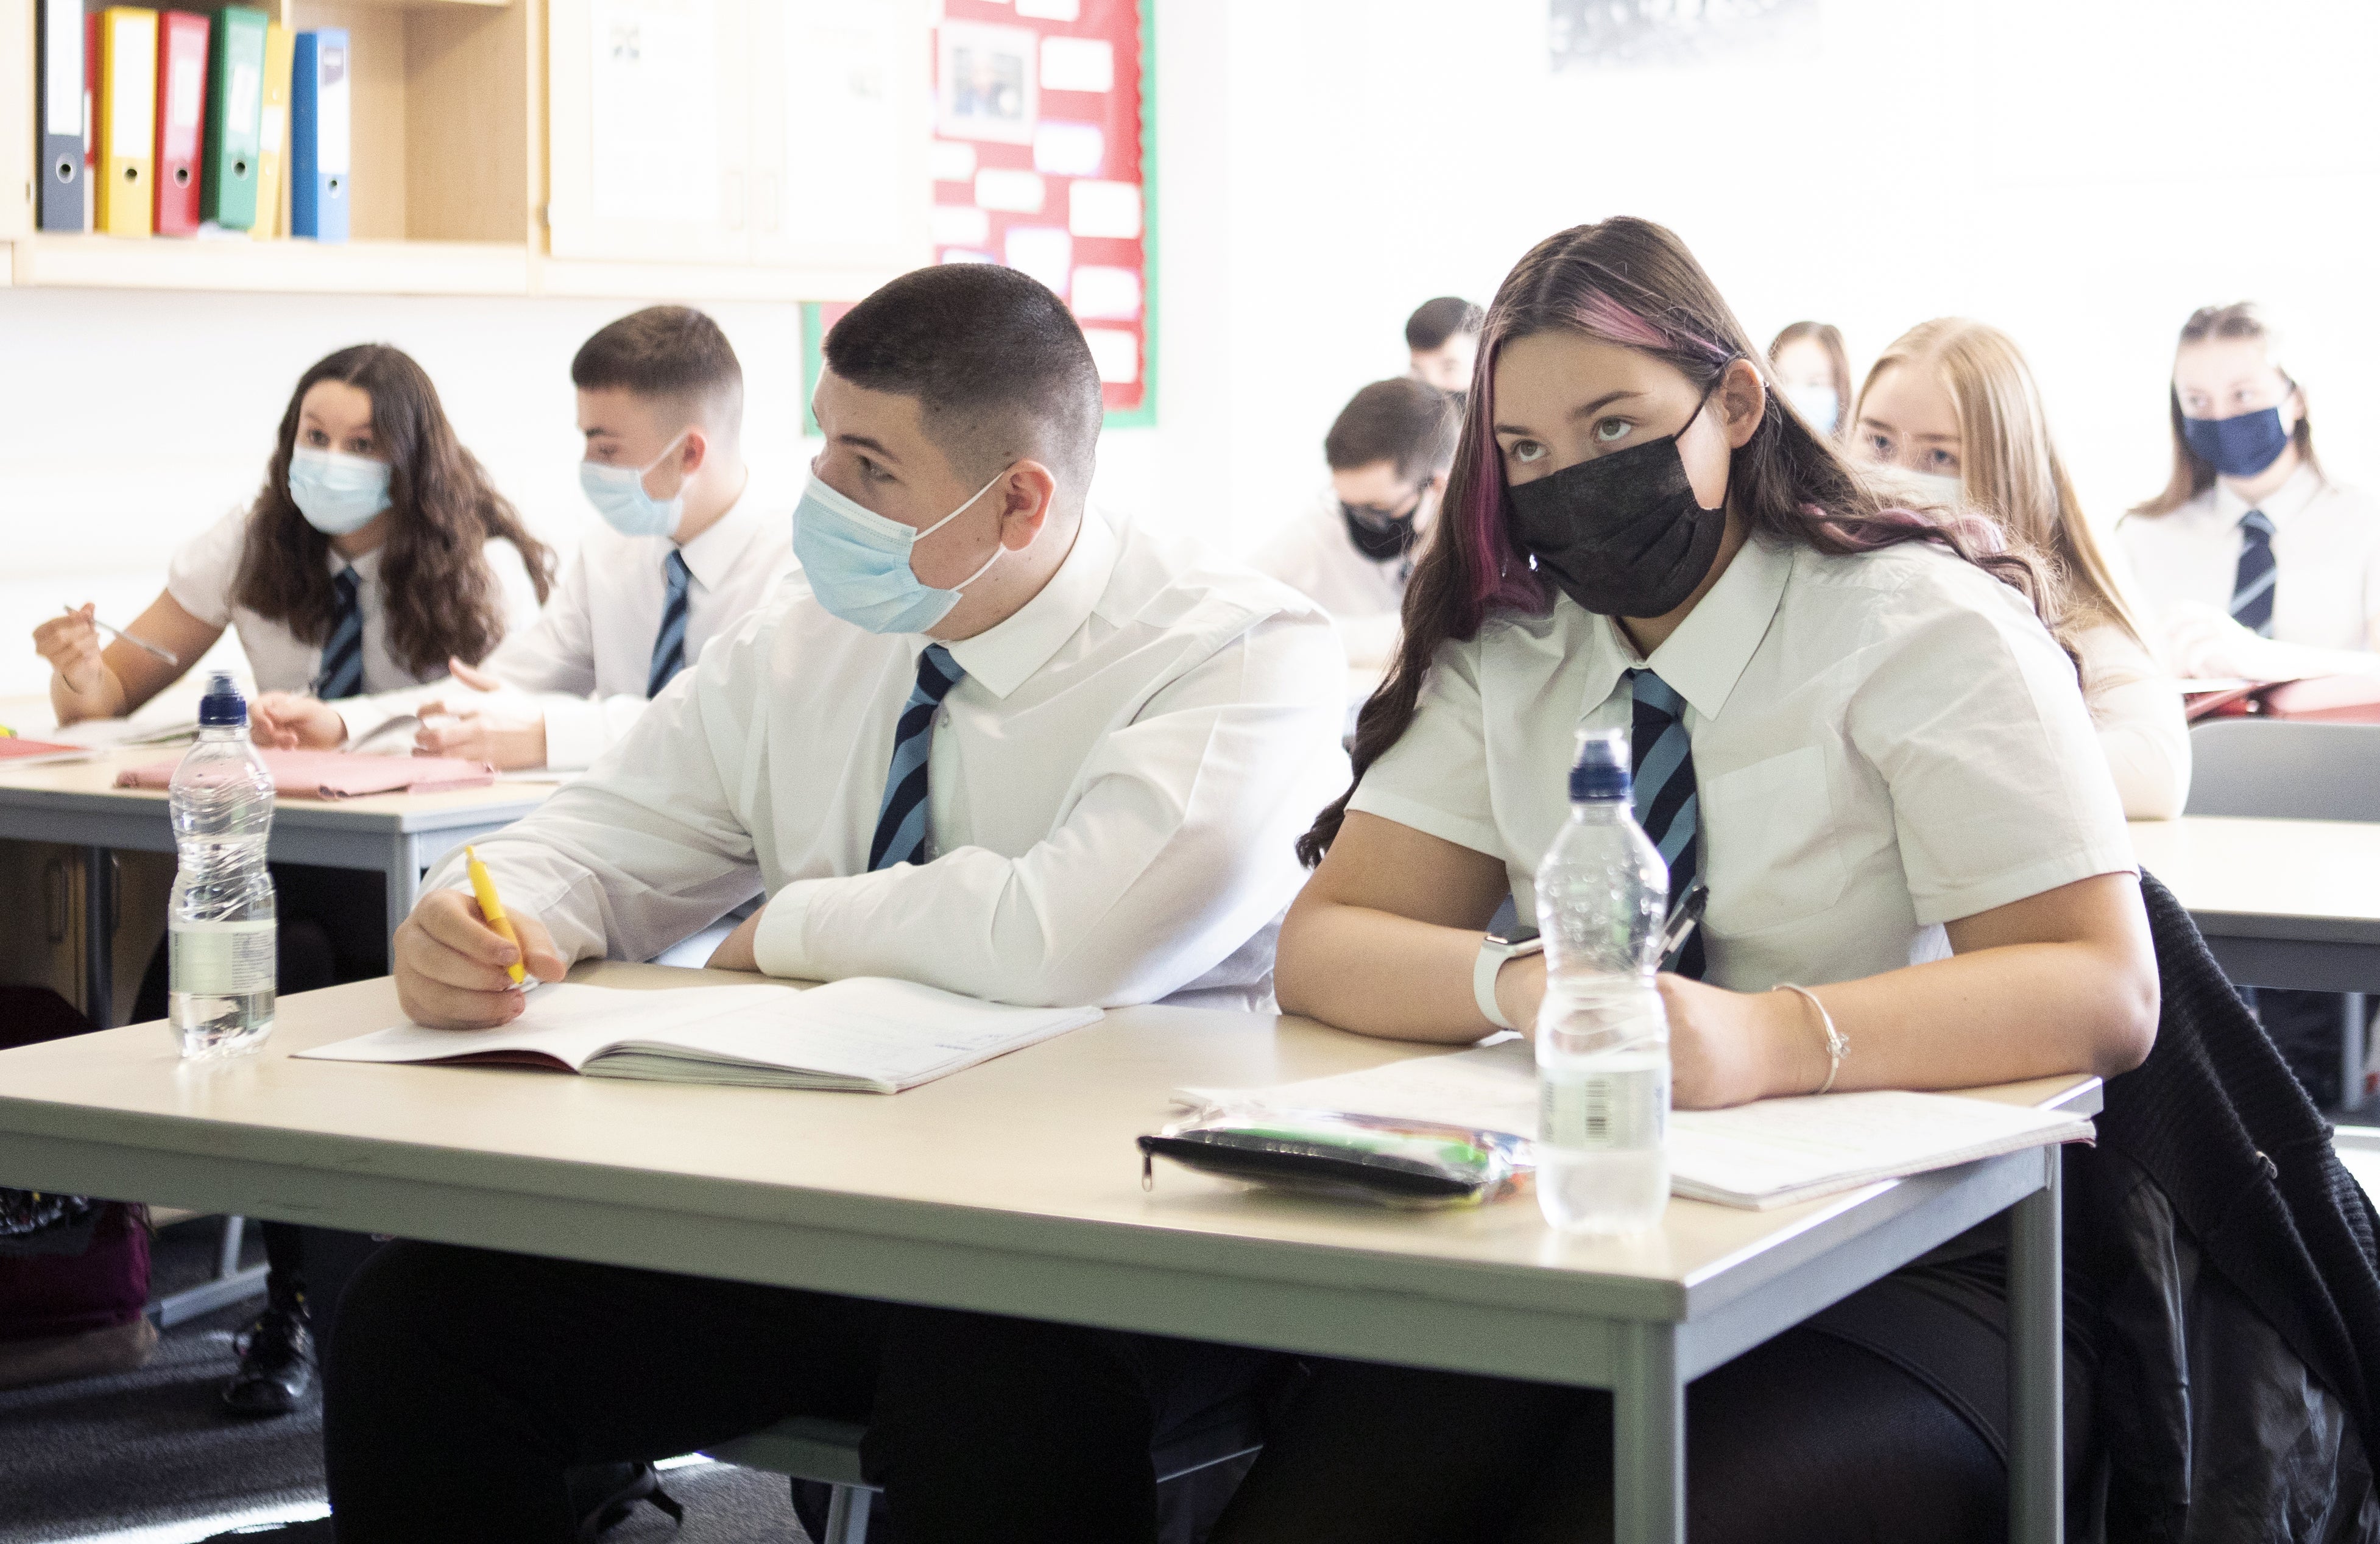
[298,978,1103,1094]
[1179,1038,2091,1210]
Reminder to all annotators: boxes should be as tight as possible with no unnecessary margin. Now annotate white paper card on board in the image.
[1068,179,1141,238]
[1033,121,1104,178]
[1039,36,1113,93]
[589,0,722,224]
[939,21,1037,144]
[1083,328,1139,384]
[928,139,978,182]
[1070,264,1142,320]
[1017,0,1081,19]
[974,167,1046,213]
[1005,226,1073,297]
[930,203,990,246]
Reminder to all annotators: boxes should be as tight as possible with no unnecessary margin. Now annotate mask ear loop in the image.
[918,465,1017,596]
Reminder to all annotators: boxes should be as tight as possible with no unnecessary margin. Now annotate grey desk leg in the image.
[2008,1154,2064,1543]
[1612,1321,1684,1544]
[82,847,115,1030]
[2342,995,2368,1115]
[386,835,423,943]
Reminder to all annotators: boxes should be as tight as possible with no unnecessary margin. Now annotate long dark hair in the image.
[233,344,554,677]
[1299,217,2059,867]
[2131,301,2323,518]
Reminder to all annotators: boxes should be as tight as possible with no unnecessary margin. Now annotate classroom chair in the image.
[702,1394,1268,1544]
[2185,717,2380,1112]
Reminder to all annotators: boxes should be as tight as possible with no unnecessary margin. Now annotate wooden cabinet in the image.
[2,0,930,297]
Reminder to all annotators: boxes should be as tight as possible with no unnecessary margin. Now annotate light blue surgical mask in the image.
[579,432,689,538]
[1784,383,1840,435]
[288,447,392,535]
[791,467,1007,634]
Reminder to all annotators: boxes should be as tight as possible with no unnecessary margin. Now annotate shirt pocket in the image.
[1699,746,1849,936]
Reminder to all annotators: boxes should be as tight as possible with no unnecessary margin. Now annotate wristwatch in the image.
[1474,926,1544,1031]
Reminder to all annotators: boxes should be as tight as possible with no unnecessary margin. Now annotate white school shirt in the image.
[431,510,1351,1007]
[2117,464,2380,654]
[1252,486,1422,669]
[449,492,794,770]
[166,507,542,710]
[2074,620,2191,820]
[1347,536,2135,993]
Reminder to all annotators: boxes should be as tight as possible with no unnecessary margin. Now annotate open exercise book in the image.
[297,979,1103,1094]
[1178,1038,2092,1210]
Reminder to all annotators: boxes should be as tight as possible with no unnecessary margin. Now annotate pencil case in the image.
[1137,1110,1530,1208]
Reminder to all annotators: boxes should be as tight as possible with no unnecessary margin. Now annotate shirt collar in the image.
[673,484,768,591]
[1568,534,1792,723]
[940,509,1120,700]
[2213,460,2323,526]
[327,543,383,580]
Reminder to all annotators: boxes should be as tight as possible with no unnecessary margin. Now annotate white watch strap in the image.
[1475,937,1516,1031]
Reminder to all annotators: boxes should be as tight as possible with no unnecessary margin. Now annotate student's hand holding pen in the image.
[32,604,122,719]
[394,888,568,1029]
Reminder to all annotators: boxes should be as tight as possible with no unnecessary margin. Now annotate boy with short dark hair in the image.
[1405,295,1483,397]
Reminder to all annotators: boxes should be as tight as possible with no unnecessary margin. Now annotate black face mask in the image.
[1505,381,1727,618]
[1340,493,1423,563]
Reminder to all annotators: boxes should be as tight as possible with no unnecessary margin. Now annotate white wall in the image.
[7,0,2378,699]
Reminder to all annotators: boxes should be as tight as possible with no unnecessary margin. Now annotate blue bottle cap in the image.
[197,671,247,728]
[1570,728,1630,801]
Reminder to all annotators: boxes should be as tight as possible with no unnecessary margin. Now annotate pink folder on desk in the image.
[115,750,495,799]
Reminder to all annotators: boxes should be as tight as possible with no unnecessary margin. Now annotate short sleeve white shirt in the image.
[1347,537,2135,992]
[2117,464,2380,654]
[165,507,542,696]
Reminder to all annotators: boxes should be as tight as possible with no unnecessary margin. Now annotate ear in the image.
[995,460,1060,551]
[679,429,710,476]
[1428,470,1450,497]
[1718,358,1767,450]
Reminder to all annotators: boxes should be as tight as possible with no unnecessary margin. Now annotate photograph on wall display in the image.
[938,21,1038,143]
[1548,0,1816,70]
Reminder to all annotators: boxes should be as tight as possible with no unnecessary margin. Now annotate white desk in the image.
[0,965,2091,1543]
[0,747,554,1025]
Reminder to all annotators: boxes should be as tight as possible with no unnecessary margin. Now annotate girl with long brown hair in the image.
[1850,317,2190,817]
[1206,219,2156,1542]
[1765,318,1851,438]
[2117,301,2380,681]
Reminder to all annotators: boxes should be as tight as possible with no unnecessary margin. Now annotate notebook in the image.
[297,978,1104,1094]
[115,749,495,798]
[1178,1038,2093,1210]
[0,736,91,766]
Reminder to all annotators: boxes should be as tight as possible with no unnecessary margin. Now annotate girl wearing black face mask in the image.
[1202,217,2157,1544]
[2120,302,2380,682]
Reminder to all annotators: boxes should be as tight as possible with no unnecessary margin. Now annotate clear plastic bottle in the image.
[1534,727,1672,1233]
[166,672,277,1057]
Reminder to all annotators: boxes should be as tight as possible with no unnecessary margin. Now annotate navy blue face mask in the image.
[2181,389,2295,479]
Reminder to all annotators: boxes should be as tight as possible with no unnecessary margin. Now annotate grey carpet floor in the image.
[0,1219,811,1543]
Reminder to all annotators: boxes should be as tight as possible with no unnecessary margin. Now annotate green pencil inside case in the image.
[1137,1111,1530,1209]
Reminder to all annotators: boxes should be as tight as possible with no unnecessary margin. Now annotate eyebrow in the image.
[1492,388,1644,437]
[1854,415,1957,443]
[836,432,903,464]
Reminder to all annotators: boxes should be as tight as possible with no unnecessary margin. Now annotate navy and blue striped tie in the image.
[868,645,965,872]
[647,550,693,697]
[2231,509,2276,638]
[313,567,364,700]
[1630,668,1704,980]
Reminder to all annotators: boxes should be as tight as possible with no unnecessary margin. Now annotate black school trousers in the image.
[320,1240,1269,1543]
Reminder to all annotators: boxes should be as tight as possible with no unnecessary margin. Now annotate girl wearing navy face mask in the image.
[27,344,553,1420]
[2120,302,2380,680]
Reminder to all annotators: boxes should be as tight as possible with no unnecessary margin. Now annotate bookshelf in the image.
[1,0,932,298]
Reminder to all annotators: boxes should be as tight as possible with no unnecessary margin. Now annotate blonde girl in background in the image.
[1852,319,2191,819]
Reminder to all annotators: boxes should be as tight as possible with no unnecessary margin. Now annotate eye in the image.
[1592,417,1633,445]
[1927,449,1960,473]
[303,428,329,448]
[1505,439,1548,465]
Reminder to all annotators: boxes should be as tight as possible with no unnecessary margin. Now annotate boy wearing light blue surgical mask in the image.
[322,307,798,778]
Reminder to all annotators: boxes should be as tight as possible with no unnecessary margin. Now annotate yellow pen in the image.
[464,845,526,986]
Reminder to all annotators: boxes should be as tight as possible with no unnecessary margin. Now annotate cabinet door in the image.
[746,0,930,276]
[546,0,752,263]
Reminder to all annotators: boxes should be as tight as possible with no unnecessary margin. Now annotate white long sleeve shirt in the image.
[2073,621,2191,820]
[428,509,1351,1007]
[2119,464,2380,655]
[1251,485,1421,671]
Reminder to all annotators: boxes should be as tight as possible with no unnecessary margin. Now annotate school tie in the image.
[868,645,965,872]
[1629,668,1704,981]
[2231,509,2276,638]
[647,550,693,698]
[312,567,364,700]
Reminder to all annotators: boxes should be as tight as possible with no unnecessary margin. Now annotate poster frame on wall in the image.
[803,0,1156,434]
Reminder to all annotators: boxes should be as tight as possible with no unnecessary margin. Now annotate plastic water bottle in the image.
[167,673,277,1058]
[1534,727,1672,1233]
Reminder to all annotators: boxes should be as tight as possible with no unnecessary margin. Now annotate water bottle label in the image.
[171,920,275,995]
[1541,1070,1667,1151]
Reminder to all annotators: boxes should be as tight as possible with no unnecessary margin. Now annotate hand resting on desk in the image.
[251,691,348,750]
[394,890,569,1029]
[413,658,550,771]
